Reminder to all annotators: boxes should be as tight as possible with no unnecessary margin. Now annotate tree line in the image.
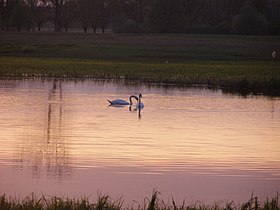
[1,0,280,35]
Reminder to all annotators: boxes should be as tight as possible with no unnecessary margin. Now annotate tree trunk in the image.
[55,9,59,31]
[37,22,41,31]
[54,6,62,31]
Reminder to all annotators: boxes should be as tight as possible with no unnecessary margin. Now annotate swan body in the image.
[108,95,138,106]
[136,93,144,109]
[108,99,129,105]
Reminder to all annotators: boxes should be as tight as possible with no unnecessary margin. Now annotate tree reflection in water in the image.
[16,80,71,180]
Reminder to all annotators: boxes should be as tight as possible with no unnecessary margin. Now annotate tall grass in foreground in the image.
[0,192,279,210]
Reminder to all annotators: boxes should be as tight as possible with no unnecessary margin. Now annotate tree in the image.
[78,0,101,33]
[89,0,101,33]
[271,0,280,22]
[78,0,90,32]
[148,0,185,33]
[12,0,28,31]
[99,0,112,33]
[25,0,39,31]
[61,0,78,32]
[44,0,66,31]
[1,0,18,30]
[232,6,268,35]
[0,0,4,29]
[109,0,126,29]
[181,0,204,26]
[34,3,50,31]
[124,0,150,23]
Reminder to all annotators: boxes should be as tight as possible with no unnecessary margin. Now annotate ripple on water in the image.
[0,79,279,202]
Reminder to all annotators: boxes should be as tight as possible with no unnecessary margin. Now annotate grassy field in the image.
[0,32,280,94]
[0,192,279,210]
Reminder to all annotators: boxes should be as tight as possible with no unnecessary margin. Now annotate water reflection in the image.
[15,80,71,179]
[0,79,280,202]
[129,106,143,119]
[47,80,62,143]
[269,97,278,115]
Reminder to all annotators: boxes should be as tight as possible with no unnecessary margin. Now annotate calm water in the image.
[0,79,280,204]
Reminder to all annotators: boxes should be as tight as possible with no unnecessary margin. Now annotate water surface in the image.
[0,79,279,204]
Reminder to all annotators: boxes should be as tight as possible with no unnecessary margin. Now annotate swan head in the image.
[139,93,142,99]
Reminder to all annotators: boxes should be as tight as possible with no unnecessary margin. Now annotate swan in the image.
[108,95,138,106]
[136,93,144,109]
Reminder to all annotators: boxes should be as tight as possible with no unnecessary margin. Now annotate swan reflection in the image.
[129,105,144,119]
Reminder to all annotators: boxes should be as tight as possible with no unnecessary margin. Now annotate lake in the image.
[0,79,279,205]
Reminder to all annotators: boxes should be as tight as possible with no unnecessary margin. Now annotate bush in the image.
[185,25,215,34]
[268,23,280,35]
[114,19,144,33]
[231,6,268,35]
[148,0,185,33]
[214,21,231,34]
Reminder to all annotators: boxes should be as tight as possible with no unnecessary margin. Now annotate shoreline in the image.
[1,32,280,96]
[0,56,280,96]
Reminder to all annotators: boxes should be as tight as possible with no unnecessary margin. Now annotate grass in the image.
[1,56,279,95]
[1,32,279,62]
[0,32,280,95]
[0,191,279,210]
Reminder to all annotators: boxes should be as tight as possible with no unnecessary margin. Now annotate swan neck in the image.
[129,95,137,105]
[138,95,141,103]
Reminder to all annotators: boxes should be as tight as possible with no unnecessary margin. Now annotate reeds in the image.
[0,192,279,210]
[0,56,279,95]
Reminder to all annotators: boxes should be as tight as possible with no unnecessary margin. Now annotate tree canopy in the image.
[0,0,279,35]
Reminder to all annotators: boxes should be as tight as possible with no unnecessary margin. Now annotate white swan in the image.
[108,95,138,106]
[136,93,144,109]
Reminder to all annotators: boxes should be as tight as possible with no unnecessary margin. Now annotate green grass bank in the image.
[0,192,279,210]
[1,32,280,94]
